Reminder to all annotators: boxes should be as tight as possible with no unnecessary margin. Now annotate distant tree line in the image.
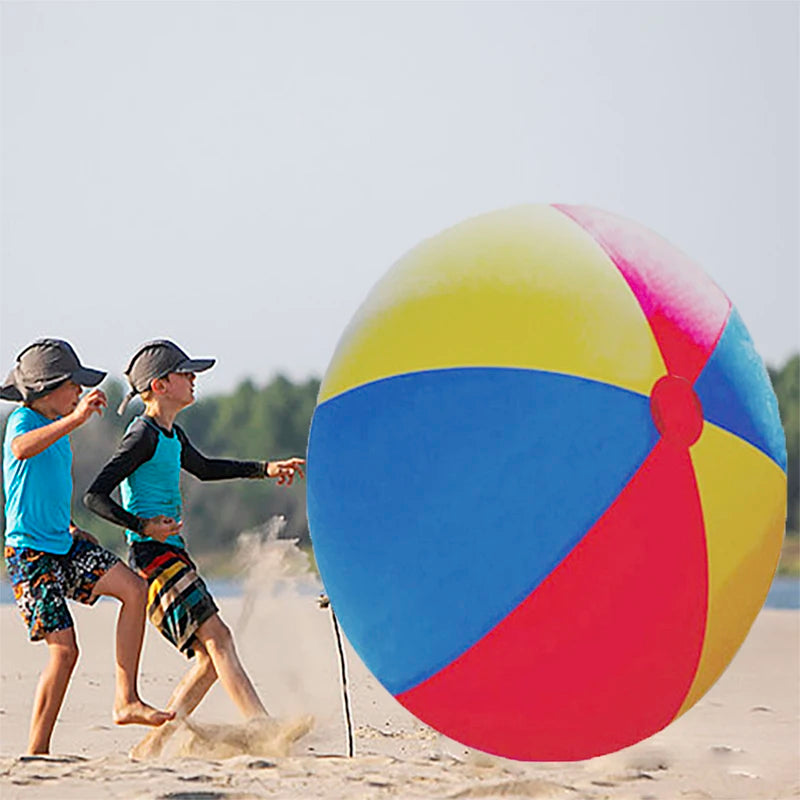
[0,353,798,574]
[769,354,799,534]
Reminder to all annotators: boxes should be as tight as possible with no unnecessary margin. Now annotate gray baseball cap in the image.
[117,339,215,414]
[0,339,106,403]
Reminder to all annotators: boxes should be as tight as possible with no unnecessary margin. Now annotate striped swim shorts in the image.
[129,540,218,658]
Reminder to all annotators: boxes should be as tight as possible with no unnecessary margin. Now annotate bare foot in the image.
[114,700,175,727]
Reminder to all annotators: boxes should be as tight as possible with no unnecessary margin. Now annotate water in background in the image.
[764,575,800,609]
[1,555,798,609]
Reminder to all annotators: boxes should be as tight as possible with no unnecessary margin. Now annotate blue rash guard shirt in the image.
[121,417,184,546]
[3,406,73,554]
[84,415,265,548]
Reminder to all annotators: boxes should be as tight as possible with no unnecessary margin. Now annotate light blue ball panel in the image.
[695,307,787,471]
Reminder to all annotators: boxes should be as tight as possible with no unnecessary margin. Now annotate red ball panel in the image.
[397,441,709,760]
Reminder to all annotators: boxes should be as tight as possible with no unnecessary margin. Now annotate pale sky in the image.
[1,1,798,395]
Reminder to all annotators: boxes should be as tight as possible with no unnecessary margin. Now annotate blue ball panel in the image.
[307,367,659,695]
[695,307,787,471]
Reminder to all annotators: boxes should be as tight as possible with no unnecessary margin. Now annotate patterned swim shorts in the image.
[129,540,218,658]
[4,538,121,641]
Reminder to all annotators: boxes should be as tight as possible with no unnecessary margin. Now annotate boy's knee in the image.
[117,571,147,604]
[202,620,233,654]
[197,650,217,678]
[45,628,79,668]
[52,641,80,669]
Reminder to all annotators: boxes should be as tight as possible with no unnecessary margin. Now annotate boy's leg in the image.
[28,627,79,755]
[163,640,218,716]
[130,641,217,759]
[4,546,80,754]
[90,561,173,726]
[194,613,268,719]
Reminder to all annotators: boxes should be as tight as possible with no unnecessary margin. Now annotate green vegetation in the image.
[769,354,799,537]
[0,352,797,577]
[777,537,800,577]
[769,354,799,576]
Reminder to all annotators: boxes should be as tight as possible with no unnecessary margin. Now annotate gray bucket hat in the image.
[117,339,215,414]
[0,339,106,403]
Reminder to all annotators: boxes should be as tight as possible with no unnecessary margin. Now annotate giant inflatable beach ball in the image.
[307,205,787,761]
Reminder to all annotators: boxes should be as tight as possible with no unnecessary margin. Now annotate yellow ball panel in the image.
[677,423,786,716]
[319,205,666,404]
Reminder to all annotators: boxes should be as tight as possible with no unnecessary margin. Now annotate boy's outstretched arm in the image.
[175,425,305,486]
[11,389,106,459]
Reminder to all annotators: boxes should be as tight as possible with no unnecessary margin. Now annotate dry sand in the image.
[0,539,798,800]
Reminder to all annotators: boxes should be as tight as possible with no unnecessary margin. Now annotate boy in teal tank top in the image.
[1,339,173,754]
[85,340,306,757]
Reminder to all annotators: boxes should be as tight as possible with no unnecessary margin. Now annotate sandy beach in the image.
[1,556,798,800]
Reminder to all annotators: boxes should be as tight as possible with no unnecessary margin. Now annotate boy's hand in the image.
[70,525,99,545]
[142,515,183,542]
[266,457,305,486]
[70,388,108,424]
